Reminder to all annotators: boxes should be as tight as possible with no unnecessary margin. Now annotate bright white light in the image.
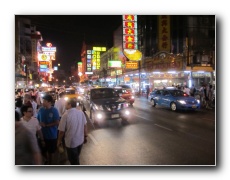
[64,97,68,101]
[125,110,130,115]
[189,80,192,88]
[168,71,176,74]
[178,100,186,104]
[154,80,161,83]
[96,113,103,119]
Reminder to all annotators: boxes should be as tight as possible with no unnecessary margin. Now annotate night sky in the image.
[19,15,122,72]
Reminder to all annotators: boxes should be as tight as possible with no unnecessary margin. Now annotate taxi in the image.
[62,88,83,106]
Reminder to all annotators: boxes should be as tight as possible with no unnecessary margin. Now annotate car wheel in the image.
[170,102,177,111]
[151,99,156,107]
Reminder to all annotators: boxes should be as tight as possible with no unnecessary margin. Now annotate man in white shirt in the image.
[54,92,66,119]
[183,85,190,96]
[57,98,87,165]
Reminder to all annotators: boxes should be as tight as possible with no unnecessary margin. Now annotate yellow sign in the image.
[92,47,106,51]
[126,62,138,69]
[123,49,142,61]
[158,15,170,52]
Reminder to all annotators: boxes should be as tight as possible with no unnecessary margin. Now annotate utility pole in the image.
[138,61,141,95]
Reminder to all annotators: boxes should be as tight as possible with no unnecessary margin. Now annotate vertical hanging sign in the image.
[122,15,142,61]
[158,15,171,52]
[123,15,138,50]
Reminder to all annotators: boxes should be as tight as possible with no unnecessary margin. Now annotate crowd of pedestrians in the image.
[181,84,215,109]
[15,89,88,166]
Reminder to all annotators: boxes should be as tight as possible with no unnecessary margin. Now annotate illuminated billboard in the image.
[126,62,138,69]
[42,47,56,52]
[93,47,106,51]
[38,53,50,61]
[122,15,142,61]
[78,62,82,74]
[108,61,121,68]
[122,15,138,50]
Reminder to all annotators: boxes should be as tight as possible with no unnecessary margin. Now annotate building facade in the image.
[15,16,43,88]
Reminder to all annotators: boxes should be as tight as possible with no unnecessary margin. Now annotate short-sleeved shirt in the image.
[21,117,41,138]
[15,122,40,165]
[54,98,66,118]
[37,107,59,140]
[58,108,87,148]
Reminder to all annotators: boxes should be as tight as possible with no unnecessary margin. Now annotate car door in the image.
[153,90,163,105]
[161,90,171,107]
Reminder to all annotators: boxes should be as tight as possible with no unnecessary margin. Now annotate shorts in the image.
[44,139,57,154]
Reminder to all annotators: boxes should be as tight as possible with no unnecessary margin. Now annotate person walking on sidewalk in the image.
[206,84,214,109]
[146,85,150,99]
[54,92,66,120]
[15,111,42,165]
[37,94,59,165]
[57,98,87,165]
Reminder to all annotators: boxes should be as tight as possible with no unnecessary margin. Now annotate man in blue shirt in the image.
[37,94,59,165]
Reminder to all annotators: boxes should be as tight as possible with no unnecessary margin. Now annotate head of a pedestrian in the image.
[59,92,65,98]
[15,97,23,108]
[23,93,31,104]
[65,98,77,110]
[31,95,36,102]
[42,94,53,108]
[21,105,33,118]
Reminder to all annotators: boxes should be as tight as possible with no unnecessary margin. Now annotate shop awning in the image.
[185,66,214,72]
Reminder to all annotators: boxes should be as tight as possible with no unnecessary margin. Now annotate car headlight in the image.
[94,104,104,110]
[96,113,103,119]
[196,99,200,104]
[77,96,82,100]
[124,110,130,115]
[131,96,135,99]
[178,100,186,104]
[64,97,68,101]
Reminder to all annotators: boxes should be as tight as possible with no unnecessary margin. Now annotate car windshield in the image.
[170,90,189,97]
[91,88,119,99]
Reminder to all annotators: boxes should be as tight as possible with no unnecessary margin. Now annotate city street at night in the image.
[7,1,229,178]
[57,96,215,166]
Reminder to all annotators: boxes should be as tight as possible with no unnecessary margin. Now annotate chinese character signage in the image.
[158,15,171,52]
[122,15,142,61]
[123,15,138,50]
[126,62,138,69]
